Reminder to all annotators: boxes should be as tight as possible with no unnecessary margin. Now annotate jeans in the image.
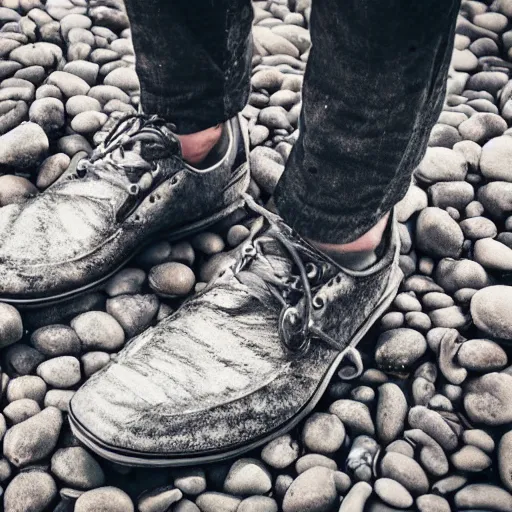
[123,0,460,244]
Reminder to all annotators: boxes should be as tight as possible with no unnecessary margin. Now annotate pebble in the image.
[380,312,405,331]
[36,152,70,189]
[415,147,467,184]
[0,121,48,172]
[416,494,451,512]
[379,452,429,496]
[374,328,427,372]
[6,375,46,404]
[474,237,512,271]
[148,262,196,297]
[194,492,241,512]
[250,147,284,194]
[458,112,508,144]
[405,311,431,332]
[428,123,461,148]
[282,466,337,512]
[51,447,105,489]
[71,311,125,351]
[295,454,337,474]
[393,293,421,312]
[105,268,146,297]
[499,430,512,492]
[454,484,512,511]
[0,100,28,136]
[173,500,201,512]
[63,60,99,86]
[191,232,225,255]
[0,174,38,205]
[376,383,407,445]
[459,216,498,239]
[223,458,271,496]
[81,352,110,379]
[44,389,74,411]
[463,428,495,454]
[3,406,62,467]
[465,372,512,426]
[28,96,65,133]
[106,294,159,338]
[457,338,507,371]
[434,258,490,293]
[75,487,134,512]
[415,207,464,258]
[260,434,299,469]
[471,285,512,339]
[351,386,375,404]
[138,485,183,512]
[301,412,345,454]
[395,185,428,223]
[429,305,468,329]
[0,304,23,349]
[31,324,81,357]
[374,478,413,509]
[429,181,474,209]
[329,399,375,436]
[408,406,458,450]
[57,133,92,156]
[478,181,512,218]
[174,468,206,495]
[422,292,454,310]
[3,398,40,424]
[36,356,81,388]
[467,71,508,95]
[87,84,130,105]
[71,110,107,133]
[404,429,449,477]
[238,496,278,512]
[3,343,44,376]
[4,470,57,512]
[452,445,491,472]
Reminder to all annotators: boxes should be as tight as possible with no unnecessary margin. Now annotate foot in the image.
[311,212,390,254]
[179,124,222,166]
[0,114,250,305]
[68,196,403,466]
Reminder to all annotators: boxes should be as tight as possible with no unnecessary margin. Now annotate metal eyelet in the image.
[305,262,319,281]
[76,160,87,178]
[279,306,309,354]
[312,295,325,310]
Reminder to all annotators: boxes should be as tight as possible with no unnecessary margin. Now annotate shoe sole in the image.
[3,171,250,309]
[68,265,403,468]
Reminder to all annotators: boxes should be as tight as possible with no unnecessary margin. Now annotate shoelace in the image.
[75,114,181,196]
[238,195,364,378]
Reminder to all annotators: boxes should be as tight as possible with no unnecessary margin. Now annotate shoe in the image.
[0,114,250,306]
[69,196,403,467]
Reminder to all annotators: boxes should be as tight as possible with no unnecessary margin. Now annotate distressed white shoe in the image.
[0,114,249,306]
[69,197,403,467]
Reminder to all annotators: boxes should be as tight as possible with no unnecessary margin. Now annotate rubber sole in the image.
[68,266,402,468]
[3,182,250,309]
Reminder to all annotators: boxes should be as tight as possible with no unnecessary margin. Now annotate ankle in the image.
[178,124,222,165]
[309,212,390,255]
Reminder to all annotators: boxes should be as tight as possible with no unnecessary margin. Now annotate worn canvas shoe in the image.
[69,196,403,467]
[0,114,250,305]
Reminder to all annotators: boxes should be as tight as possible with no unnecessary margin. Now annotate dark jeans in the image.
[123,0,460,244]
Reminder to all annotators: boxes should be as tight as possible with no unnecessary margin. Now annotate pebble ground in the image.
[2,0,512,511]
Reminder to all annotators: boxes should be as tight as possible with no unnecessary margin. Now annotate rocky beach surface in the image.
[2,0,512,510]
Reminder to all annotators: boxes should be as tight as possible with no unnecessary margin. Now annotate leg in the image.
[274,0,461,245]
[123,0,253,135]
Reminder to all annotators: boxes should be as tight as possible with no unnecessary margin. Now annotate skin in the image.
[179,125,389,251]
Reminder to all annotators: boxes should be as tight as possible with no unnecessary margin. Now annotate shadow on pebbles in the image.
[2,0,512,511]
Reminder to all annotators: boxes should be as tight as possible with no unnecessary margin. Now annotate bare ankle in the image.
[178,124,222,165]
[309,212,390,255]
